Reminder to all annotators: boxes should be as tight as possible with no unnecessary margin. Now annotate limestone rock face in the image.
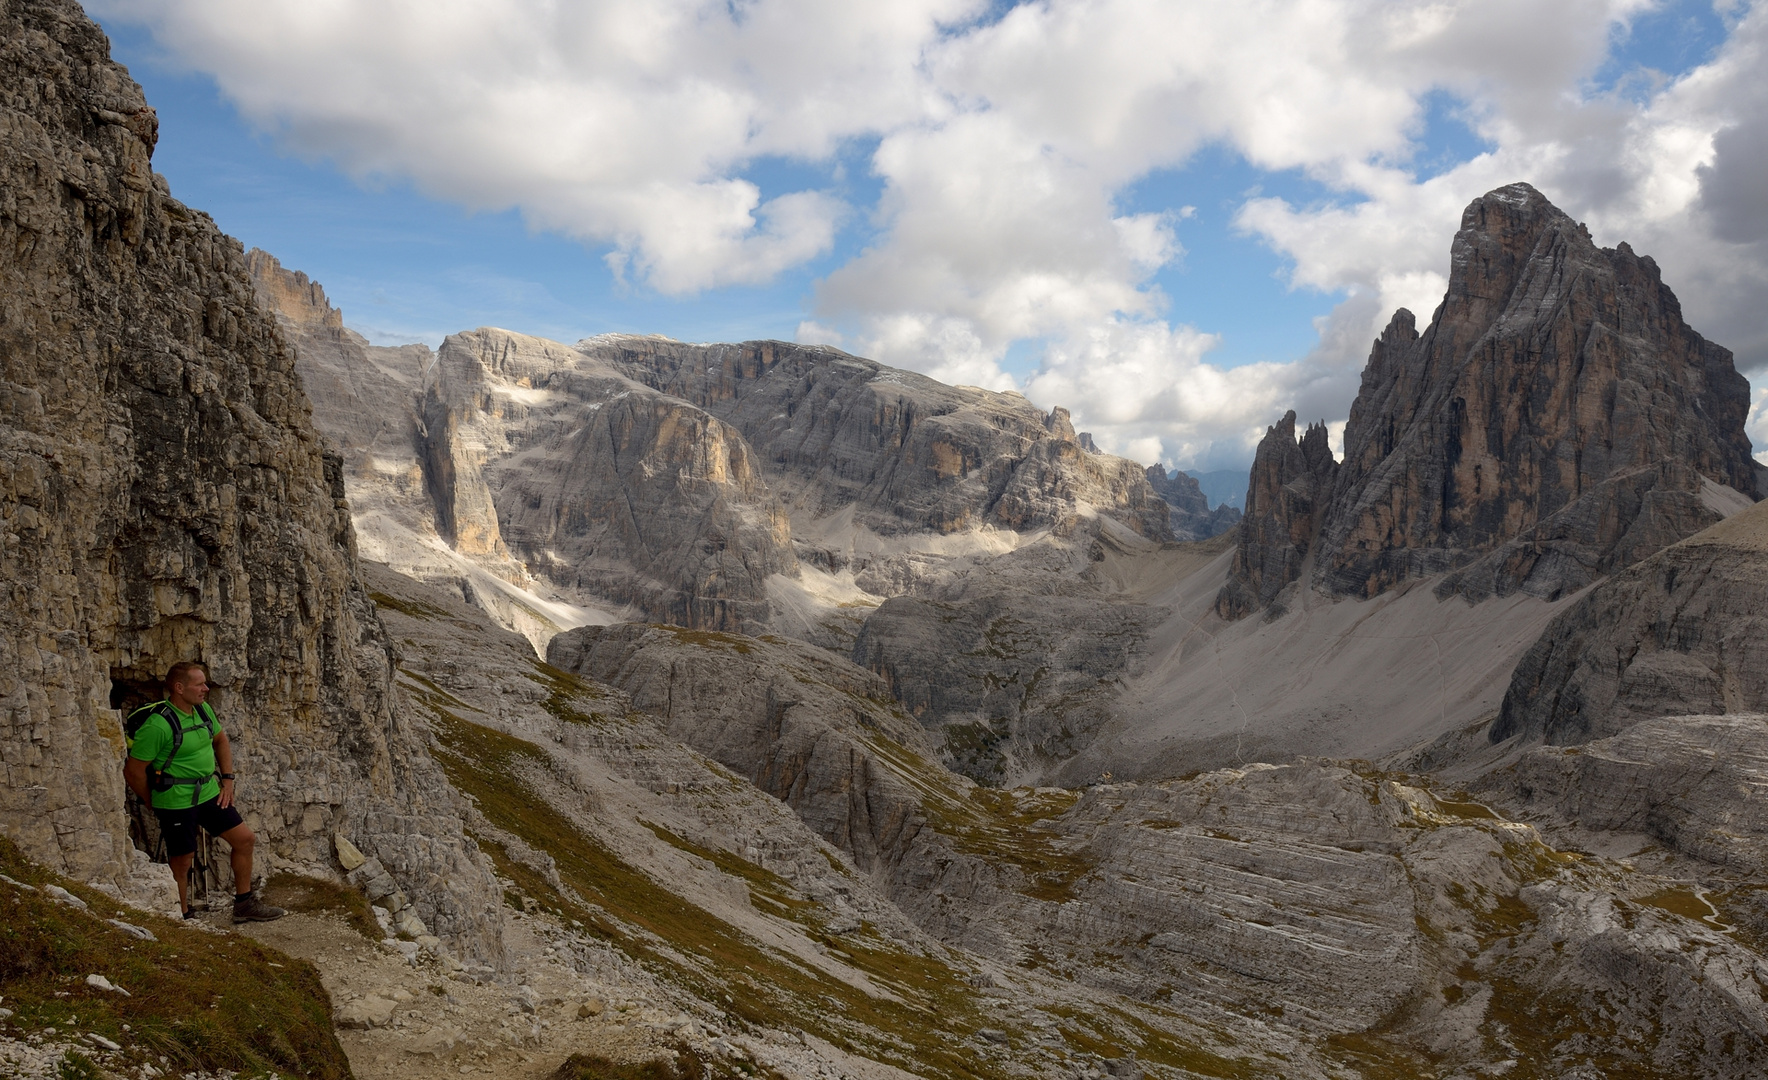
[1491,496,1768,745]
[582,335,1174,542]
[1214,411,1336,618]
[546,623,939,875]
[1222,183,1758,617]
[853,589,1162,784]
[0,0,500,959]
[1500,713,1768,875]
[418,328,796,632]
[1144,463,1240,542]
[557,619,1768,1077]
[244,249,430,504]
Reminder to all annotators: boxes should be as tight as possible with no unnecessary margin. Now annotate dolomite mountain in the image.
[13,2,1768,1076]
[1144,463,1240,542]
[249,248,1184,655]
[0,0,502,959]
[1220,182,1762,620]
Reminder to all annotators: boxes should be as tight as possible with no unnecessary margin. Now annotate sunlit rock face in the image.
[1224,182,1760,618]
[0,0,501,960]
[580,335,1175,543]
[417,328,799,633]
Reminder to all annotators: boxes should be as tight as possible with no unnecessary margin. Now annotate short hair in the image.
[164,661,208,692]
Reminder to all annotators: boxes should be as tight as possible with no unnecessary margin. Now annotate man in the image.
[124,661,285,923]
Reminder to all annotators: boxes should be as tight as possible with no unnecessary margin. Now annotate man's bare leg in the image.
[218,821,255,895]
[168,852,193,914]
[219,822,285,922]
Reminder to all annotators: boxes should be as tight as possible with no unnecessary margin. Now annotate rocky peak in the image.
[245,248,344,337]
[1222,183,1759,617]
[1044,405,1079,442]
[584,335,1175,541]
[1214,411,1337,617]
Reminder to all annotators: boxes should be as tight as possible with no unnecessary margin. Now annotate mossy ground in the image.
[261,873,382,941]
[0,835,351,1079]
[423,699,1023,1080]
[861,733,1094,903]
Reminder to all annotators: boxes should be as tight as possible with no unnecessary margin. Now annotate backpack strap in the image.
[133,702,215,798]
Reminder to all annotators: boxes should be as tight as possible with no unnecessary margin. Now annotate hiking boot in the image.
[232,893,287,923]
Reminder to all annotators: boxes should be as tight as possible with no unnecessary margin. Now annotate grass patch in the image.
[261,873,382,941]
[368,590,453,621]
[1638,887,1722,926]
[527,657,611,727]
[1428,795,1499,820]
[428,710,1014,1079]
[639,822,818,923]
[862,734,1094,903]
[0,835,350,1079]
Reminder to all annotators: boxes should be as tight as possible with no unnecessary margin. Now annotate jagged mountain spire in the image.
[1221,182,1760,617]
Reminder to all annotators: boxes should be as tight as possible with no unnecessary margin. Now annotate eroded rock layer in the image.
[583,336,1175,543]
[1492,495,1768,745]
[0,0,500,959]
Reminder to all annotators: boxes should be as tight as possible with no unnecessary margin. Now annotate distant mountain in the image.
[1182,467,1247,510]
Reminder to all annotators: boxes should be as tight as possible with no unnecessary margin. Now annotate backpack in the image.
[125,701,220,796]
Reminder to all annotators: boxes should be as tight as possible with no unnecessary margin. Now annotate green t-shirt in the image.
[127,704,223,809]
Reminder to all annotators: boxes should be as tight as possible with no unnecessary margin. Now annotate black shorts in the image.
[153,796,244,858]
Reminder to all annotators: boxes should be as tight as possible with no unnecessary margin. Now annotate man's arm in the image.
[123,758,150,803]
[213,729,235,809]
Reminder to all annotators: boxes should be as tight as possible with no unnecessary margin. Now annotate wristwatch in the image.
[220,773,236,780]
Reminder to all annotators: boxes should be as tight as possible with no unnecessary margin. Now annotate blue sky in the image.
[94,1,1764,470]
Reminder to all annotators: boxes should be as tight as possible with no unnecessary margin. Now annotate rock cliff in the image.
[1213,411,1336,618]
[1144,463,1241,542]
[581,335,1175,543]
[1491,494,1768,745]
[417,328,797,633]
[559,619,1768,1078]
[0,0,500,959]
[1223,183,1760,617]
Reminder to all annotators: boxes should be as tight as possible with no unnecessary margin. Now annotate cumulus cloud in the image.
[100,0,1768,470]
[96,0,979,293]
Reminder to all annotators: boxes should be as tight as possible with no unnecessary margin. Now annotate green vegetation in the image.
[526,657,611,727]
[1638,886,1723,927]
[425,707,1021,1079]
[0,835,351,1080]
[261,872,382,940]
[861,733,1095,902]
[367,590,453,621]
[554,1043,782,1079]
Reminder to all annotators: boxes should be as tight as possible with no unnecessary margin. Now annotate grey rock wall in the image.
[1214,411,1336,618]
[582,336,1175,542]
[0,0,501,960]
[1492,496,1768,745]
[1222,183,1759,618]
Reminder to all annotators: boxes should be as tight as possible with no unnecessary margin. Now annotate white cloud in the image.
[100,0,1768,467]
[97,0,980,294]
